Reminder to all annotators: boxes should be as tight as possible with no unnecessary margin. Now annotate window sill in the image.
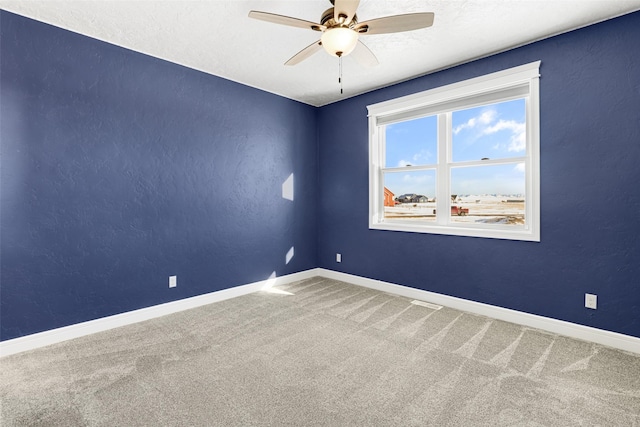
[370,220,540,242]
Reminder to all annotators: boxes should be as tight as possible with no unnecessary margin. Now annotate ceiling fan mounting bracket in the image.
[320,8,358,29]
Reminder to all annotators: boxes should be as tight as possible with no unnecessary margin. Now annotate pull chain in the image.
[339,56,343,94]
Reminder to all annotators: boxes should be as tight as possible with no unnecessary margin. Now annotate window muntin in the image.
[368,62,540,241]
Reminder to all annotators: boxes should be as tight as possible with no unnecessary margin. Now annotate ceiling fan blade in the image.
[355,12,434,35]
[248,11,325,31]
[285,40,323,66]
[351,40,379,68]
[333,0,360,25]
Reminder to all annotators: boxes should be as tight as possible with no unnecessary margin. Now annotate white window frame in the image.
[367,61,541,242]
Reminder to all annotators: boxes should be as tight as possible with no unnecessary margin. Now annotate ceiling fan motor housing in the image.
[320,8,359,57]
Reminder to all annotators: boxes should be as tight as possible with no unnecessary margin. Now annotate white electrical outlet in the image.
[336,253,342,263]
[169,275,177,288]
[585,293,597,309]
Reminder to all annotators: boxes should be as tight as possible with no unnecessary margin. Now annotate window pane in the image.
[450,164,525,225]
[385,115,437,168]
[383,170,436,222]
[452,98,526,162]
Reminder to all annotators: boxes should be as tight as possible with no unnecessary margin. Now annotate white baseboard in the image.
[3,267,638,357]
[0,269,320,358]
[317,269,640,355]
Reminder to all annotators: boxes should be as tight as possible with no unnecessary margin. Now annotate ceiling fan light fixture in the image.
[321,27,358,57]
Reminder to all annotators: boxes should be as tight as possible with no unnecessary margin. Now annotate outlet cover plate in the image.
[585,293,597,309]
[169,275,177,288]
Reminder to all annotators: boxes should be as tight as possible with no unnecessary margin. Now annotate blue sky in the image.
[384,99,526,197]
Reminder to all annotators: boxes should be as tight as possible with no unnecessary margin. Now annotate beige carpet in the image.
[1,277,639,426]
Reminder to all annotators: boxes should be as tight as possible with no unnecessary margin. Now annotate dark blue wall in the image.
[2,10,640,343]
[1,11,318,341]
[318,11,640,338]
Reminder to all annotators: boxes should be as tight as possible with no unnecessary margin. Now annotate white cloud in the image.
[397,149,434,167]
[508,128,526,152]
[482,119,526,153]
[514,163,525,173]
[453,109,497,135]
[479,110,496,124]
[403,174,429,183]
[453,118,475,135]
[412,149,434,163]
[483,119,523,135]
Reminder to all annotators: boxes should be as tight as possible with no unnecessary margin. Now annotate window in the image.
[368,62,540,241]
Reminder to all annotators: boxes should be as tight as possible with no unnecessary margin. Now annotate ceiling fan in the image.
[248,0,435,67]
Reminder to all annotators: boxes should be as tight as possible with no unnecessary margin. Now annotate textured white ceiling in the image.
[2,0,640,106]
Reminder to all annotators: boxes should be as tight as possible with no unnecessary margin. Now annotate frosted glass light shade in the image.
[321,27,358,57]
